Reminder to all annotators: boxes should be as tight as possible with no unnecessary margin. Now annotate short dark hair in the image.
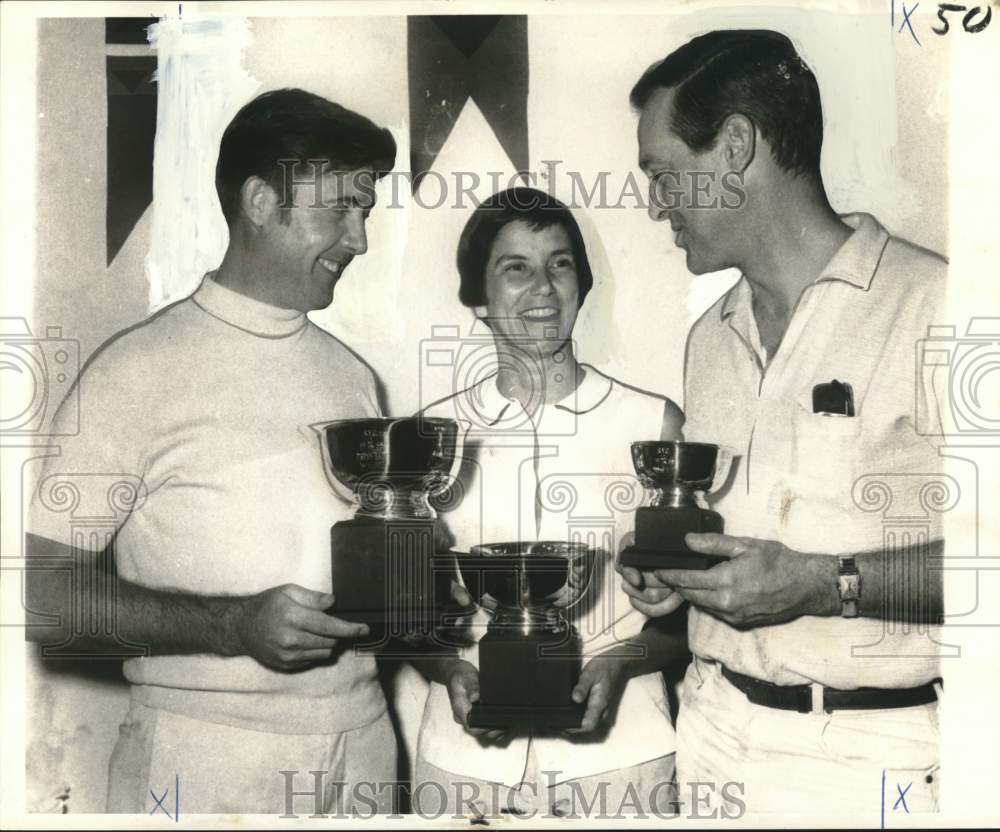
[630,30,823,178]
[457,187,595,309]
[215,88,397,225]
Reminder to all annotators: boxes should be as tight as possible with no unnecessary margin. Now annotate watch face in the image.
[840,574,860,601]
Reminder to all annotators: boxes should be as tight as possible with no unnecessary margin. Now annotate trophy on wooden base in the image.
[453,541,596,729]
[312,417,461,644]
[619,441,733,571]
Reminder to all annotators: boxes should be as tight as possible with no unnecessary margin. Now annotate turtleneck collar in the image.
[192,272,307,338]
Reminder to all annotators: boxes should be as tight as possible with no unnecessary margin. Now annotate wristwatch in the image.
[837,556,861,618]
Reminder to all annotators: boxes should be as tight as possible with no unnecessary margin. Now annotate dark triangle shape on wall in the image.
[106,56,157,266]
[112,68,153,95]
[471,16,529,176]
[408,15,529,193]
[430,15,502,59]
[408,17,471,193]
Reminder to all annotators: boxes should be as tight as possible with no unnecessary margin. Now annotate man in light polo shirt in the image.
[26,89,399,814]
[620,31,946,813]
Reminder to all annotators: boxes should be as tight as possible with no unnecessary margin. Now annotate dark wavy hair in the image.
[630,30,823,178]
[215,88,397,226]
[457,187,594,308]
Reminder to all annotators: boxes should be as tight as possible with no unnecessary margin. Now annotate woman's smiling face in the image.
[483,220,581,354]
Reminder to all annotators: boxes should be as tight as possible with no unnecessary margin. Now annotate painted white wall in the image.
[25,5,949,812]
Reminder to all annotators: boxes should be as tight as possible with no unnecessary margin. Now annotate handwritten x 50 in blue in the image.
[892,0,993,45]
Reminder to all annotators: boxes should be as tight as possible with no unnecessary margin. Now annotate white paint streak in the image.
[146,16,260,313]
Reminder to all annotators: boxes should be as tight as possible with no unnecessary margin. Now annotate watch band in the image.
[837,556,861,618]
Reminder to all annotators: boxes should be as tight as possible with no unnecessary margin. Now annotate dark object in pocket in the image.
[812,379,855,416]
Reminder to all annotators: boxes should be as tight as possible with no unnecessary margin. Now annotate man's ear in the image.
[240,176,279,229]
[720,113,755,173]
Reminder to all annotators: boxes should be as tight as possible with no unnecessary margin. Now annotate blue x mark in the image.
[892,0,923,44]
[893,782,912,813]
[881,769,914,827]
[149,788,172,819]
[149,774,180,821]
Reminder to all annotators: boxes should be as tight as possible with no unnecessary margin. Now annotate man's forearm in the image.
[807,539,944,624]
[25,532,249,657]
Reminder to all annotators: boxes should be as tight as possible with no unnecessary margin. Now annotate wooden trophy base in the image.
[329,517,449,648]
[619,505,725,570]
[470,624,584,730]
[469,703,586,730]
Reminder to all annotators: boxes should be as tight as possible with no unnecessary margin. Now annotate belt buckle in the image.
[810,683,824,715]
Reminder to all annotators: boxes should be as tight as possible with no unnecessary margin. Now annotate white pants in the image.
[107,701,397,815]
[677,657,940,816]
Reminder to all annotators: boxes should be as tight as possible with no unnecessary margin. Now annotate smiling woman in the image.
[411,187,687,816]
[484,222,579,351]
[454,188,596,407]
[457,188,594,309]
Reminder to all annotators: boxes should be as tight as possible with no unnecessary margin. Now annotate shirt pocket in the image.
[775,402,866,550]
[790,401,863,495]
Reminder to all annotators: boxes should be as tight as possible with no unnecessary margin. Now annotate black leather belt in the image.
[720,665,940,714]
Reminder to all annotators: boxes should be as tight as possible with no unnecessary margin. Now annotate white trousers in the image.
[676,657,940,817]
[106,701,397,815]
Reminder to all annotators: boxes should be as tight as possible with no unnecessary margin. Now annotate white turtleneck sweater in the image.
[30,274,386,734]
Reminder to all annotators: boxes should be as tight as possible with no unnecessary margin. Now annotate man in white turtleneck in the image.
[26,89,400,814]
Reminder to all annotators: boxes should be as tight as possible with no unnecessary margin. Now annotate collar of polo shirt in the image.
[459,363,614,428]
[721,212,891,322]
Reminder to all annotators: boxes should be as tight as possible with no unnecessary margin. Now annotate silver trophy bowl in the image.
[455,541,596,628]
[312,417,461,520]
[631,440,734,509]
